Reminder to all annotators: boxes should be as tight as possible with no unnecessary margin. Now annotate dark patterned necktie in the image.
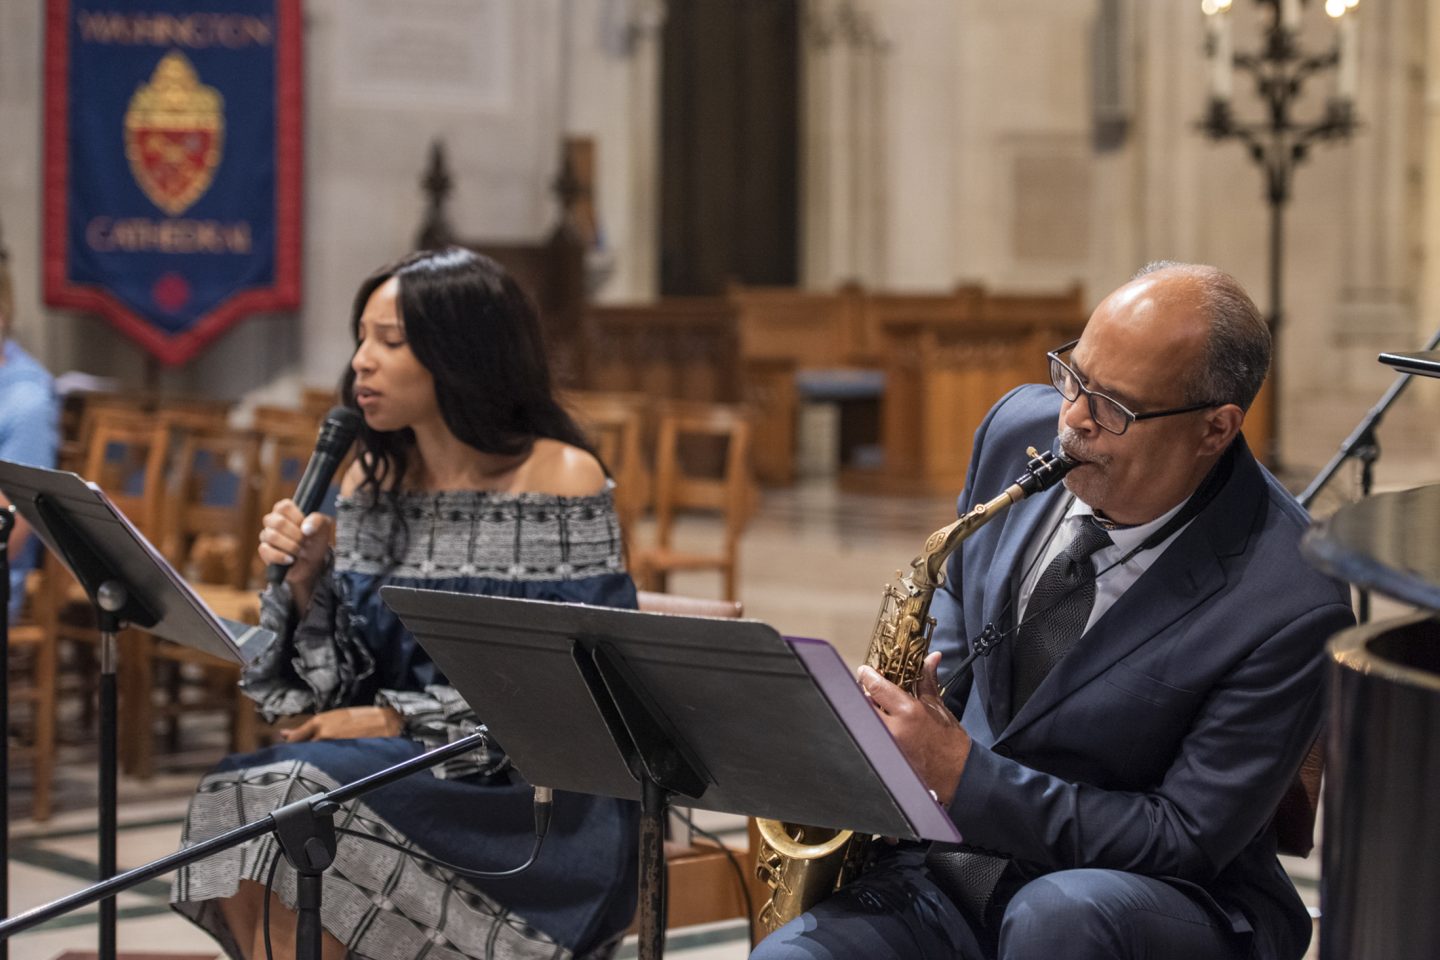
[1011,517,1113,713]
[930,518,1116,924]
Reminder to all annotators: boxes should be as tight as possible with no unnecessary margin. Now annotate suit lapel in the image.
[974,483,1065,734]
[998,440,1265,741]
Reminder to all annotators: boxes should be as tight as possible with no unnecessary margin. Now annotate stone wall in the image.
[1,0,1435,484]
[801,0,1436,479]
[0,0,661,403]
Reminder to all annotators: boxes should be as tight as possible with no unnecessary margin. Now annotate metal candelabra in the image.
[1198,0,1361,465]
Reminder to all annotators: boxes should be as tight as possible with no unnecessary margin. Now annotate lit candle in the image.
[1336,11,1357,101]
[1210,8,1234,102]
[1280,0,1302,31]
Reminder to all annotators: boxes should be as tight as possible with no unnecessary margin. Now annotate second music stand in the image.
[380,587,961,960]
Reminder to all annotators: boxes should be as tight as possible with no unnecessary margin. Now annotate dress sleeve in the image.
[374,684,511,780]
[239,553,377,722]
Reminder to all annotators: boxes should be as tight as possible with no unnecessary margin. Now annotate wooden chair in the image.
[59,391,146,472]
[567,390,649,537]
[7,570,58,820]
[1274,736,1325,858]
[28,409,172,772]
[631,591,762,941]
[251,403,323,441]
[128,422,265,778]
[161,424,263,590]
[631,403,755,603]
[300,387,341,421]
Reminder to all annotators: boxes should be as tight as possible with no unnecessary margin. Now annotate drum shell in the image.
[1322,613,1440,960]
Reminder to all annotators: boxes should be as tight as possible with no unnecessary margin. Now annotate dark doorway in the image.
[660,0,799,295]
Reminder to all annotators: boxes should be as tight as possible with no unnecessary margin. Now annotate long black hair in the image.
[340,247,595,502]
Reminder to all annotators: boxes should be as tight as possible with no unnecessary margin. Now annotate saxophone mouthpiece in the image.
[1014,444,1079,497]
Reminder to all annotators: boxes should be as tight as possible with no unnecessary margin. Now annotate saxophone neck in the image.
[912,486,1023,589]
[911,447,1075,589]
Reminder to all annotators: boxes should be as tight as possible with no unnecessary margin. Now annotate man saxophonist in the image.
[751,263,1354,960]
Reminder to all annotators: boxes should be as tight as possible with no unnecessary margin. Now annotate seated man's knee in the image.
[998,869,1127,959]
[999,868,1240,960]
[750,929,794,960]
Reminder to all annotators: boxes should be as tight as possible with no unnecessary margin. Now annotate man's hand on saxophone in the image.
[858,651,971,806]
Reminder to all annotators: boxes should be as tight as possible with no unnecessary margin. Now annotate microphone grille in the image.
[316,405,363,454]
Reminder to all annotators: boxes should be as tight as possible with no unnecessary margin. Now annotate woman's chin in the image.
[360,409,399,433]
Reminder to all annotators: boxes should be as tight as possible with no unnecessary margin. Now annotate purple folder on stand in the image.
[788,636,960,843]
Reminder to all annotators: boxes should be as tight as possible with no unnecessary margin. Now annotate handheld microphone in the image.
[265,406,363,585]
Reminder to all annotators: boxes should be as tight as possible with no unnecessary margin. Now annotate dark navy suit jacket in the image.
[929,385,1354,958]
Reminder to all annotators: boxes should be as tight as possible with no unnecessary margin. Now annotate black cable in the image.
[262,848,281,960]
[670,809,757,947]
[334,826,545,880]
[257,805,547,959]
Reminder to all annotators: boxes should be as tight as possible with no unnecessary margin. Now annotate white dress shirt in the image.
[1016,493,1194,636]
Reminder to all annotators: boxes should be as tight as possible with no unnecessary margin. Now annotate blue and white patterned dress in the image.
[172,485,640,960]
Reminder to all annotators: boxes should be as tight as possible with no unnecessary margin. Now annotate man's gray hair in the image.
[1131,260,1271,411]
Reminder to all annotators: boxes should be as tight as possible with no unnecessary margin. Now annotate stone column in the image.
[621,2,665,300]
[568,0,664,302]
[800,0,895,289]
[1306,0,1432,470]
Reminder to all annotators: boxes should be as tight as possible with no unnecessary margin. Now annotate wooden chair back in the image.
[80,409,171,540]
[301,386,341,421]
[635,590,742,620]
[632,401,755,602]
[8,570,58,821]
[135,418,266,780]
[652,402,754,551]
[163,423,262,589]
[252,403,323,440]
[568,390,650,535]
[1274,736,1325,858]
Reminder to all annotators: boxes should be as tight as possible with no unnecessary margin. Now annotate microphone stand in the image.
[1297,326,1440,624]
[0,732,491,960]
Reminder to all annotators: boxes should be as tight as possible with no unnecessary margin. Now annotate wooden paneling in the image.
[579,285,1089,495]
[730,283,864,368]
[871,303,1087,497]
[585,299,740,403]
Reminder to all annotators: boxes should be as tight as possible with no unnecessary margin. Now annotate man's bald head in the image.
[1126,261,1270,411]
[1058,262,1262,524]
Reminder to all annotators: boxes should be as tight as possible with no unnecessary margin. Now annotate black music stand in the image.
[379,587,962,960]
[0,460,270,960]
[1298,333,1440,622]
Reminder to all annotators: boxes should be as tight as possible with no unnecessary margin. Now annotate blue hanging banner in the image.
[44,0,302,365]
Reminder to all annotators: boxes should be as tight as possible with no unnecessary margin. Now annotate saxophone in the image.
[753,446,1077,933]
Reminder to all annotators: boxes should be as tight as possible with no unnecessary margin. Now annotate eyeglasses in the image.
[1047,339,1219,436]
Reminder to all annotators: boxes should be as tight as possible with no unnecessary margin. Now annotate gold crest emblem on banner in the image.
[124,51,225,217]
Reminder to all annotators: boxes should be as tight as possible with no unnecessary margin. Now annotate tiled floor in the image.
[4,464,1398,959]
